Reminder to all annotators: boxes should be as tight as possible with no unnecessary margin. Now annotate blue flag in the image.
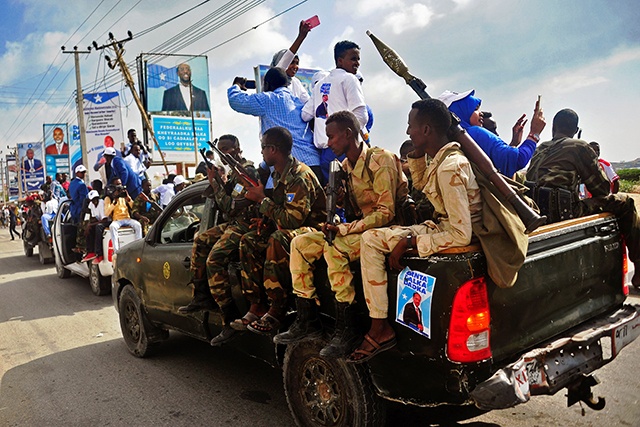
[147,63,179,89]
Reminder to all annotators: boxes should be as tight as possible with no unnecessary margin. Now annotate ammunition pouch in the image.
[525,181,576,224]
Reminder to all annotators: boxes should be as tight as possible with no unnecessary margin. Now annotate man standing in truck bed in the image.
[526,108,640,288]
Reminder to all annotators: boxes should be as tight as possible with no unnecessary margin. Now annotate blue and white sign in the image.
[151,115,211,163]
[396,267,435,338]
[83,92,124,182]
[18,142,45,193]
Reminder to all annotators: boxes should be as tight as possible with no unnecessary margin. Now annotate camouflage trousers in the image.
[239,227,315,313]
[290,231,363,304]
[76,220,88,250]
[190,222,250,308]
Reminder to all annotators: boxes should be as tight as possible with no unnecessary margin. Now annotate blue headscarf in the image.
[448,91,481,129]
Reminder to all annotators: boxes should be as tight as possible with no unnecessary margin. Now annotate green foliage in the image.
[619,180,636,193]
[617,168,640,181]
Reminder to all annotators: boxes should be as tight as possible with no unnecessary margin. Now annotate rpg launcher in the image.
[207,140,259,188]
[325,159,344,245]
[366,30,546,233]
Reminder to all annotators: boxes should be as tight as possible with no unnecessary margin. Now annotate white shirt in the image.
[89,199,105,221]
[124,154,146,177]
[301,68,368,149]
[179,84,191,110]
[152,183,175,207]
[44,198,59,215]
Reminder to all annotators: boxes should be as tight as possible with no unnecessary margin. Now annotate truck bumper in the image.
[470,304,640,410]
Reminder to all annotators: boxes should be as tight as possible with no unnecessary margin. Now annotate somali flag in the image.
[147,63,179,89]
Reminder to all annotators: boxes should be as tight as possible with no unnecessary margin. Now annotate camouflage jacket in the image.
[526,137,609,198]
[209,158,260,225]
[131,192,162,225]
[259,156,326,230]
[339,144,400,236]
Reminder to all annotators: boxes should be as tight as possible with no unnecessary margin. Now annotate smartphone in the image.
[245,80,256,89]
[305,15,320,29]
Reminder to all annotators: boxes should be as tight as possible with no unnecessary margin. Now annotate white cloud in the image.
[383,3,436,35]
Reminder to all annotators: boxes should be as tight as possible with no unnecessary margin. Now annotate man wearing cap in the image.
[68,165,88,224]
[103,146,142,200]
[104,178,143,252]
[438,89,544,177]
[81,190,109,263]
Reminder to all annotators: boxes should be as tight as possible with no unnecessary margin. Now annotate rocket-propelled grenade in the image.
[366,30,546,233]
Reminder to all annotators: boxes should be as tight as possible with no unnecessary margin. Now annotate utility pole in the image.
[61,46,91,177]
[93,32,169,174]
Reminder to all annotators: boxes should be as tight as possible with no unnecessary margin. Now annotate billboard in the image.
[43,123,70,177]
[6,154,19,201]
[18,142,45,193]
[83,92,125,182]
[150,116,210,163]
[255,64,318,97]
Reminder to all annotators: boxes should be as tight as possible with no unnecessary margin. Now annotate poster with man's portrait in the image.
[43,123,70,177]
[396,267,435,338]
[144,54,211,118]
[18,142,45,192]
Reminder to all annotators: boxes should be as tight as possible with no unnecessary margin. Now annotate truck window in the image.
[158,195,205,244]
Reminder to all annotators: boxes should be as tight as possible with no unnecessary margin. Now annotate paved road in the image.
[0,232,638,426]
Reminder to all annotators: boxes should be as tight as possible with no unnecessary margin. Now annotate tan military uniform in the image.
[291,144,401,304]
[360,142,482,318]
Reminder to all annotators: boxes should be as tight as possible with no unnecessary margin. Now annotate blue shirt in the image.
[228,85,319,167]
[68,177,88,223]
[109,156,142,199]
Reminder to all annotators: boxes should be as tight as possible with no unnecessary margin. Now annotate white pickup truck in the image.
[52,199,137,296]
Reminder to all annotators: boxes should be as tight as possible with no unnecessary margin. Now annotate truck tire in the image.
[23,240,34,257]
[55,254,71,278]
[118,285,167,358]
[89,262,111,296]
[283,339,386,427]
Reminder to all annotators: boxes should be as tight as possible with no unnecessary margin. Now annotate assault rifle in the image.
[325,159,343,245]
[207,140,259,188]
[198,140,225,188]
[366,31,546,233]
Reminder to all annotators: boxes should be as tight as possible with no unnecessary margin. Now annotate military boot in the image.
[319,302,360,358]
[178,280,217,313]
[273,297,322,345]
[210,304,241,346]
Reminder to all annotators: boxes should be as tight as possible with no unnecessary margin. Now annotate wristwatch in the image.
[406,234,414,249]
[528,133,541,143]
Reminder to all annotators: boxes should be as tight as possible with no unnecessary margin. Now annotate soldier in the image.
[400,140,434,223]
[177,135,261,346]
[234,126,326,335]
[274,111,404,358]
[347,99,483,362]
[526,108,640,288]
[131,179,162,236]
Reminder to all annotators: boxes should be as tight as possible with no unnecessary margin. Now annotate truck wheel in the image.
[55,254,71,278]
[89,262,111,296]
[118,285,167,358]
[24,240,34,257]
[283,339,386,427]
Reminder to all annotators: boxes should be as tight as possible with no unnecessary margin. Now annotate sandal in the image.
[230,312,260,331]
[247,313,282,335]
[346,333,396,364]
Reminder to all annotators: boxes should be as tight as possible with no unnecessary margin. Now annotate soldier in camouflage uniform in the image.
[526,108,640,288]
[400,140,435,222]
[131,179,162,236]
[178,135,261,346]
[274,111,404,358]
[236,126,326,336]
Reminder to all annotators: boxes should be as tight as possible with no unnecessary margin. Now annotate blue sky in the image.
[0,0,639,165]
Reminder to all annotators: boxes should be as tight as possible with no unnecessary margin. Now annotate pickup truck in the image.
[112,180,640,426]
[53,199,136,296]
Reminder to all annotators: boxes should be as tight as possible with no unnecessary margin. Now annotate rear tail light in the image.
[622,239,629,296]
[447,276,492,363]
[107,239,114,263]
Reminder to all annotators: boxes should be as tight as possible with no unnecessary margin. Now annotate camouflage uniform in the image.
[409,178,435,223]
[239,156,325,314]
[131,192,161,236]
[526,136,640,267]
[190,159,259,309]
[291,144,402,304]
[360,142,483,318]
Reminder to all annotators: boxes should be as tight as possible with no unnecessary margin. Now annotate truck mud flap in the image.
[470,304,640,410]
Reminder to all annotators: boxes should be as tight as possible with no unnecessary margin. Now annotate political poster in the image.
[6,154,19,201]
[396,267,436,338]
[83,92,125,182]
[43,123,70,177]
[150,116,210,163]
[70,125,83,176]
[18,142,45,193]
[144,54,211,118]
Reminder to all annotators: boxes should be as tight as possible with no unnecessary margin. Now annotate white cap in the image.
[75,164,87,173]
[104,147,117,156]
[437,89,475,107]
[173,175,187,186]
[87,190,100,199]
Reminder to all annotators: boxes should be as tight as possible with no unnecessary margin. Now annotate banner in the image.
[18,142,45,193]
[255,64,319,96]
[83,92,124,182]
[150,116,210,163]
[43,123,70,177]
[6,154,19,201]
[396,267,435,338]
[70,124,83,175]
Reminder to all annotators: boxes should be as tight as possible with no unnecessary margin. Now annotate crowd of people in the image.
[5,20,639,365]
